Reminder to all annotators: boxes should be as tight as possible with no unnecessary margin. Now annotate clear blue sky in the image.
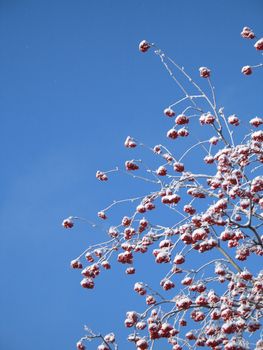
[0,1,262,349]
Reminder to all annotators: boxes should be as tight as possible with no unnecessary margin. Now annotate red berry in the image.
[173,162,184,172]
[163,107,175,117]
[122,216,132,226]
[175,114,189,125]
[71,259,83,269]
[62,217,74,228]
[139,40,151,52]
[76,341,86,350]
[124,136,137,148]
[241,26,255,39]
[153,145,162,153]
[183,204,196,215]
[177,128,189,137]
[126,267,135,274]
[96,170,108,181]
[199,66,210,78]
[241,65,252,75]
[156,166,167,176]
[199,113,215,125]
[136,204,146,213]
[85,252,94,262]
[173,254,185,264]
[80,277,95,289]
[250,117,262,127]
[98,211,107,220]
[254,38,263,50]
[125,160,139,170]
[146,295,156,305]
[101,260,111,269]
[167,128,178,139]
[228,114,239,126]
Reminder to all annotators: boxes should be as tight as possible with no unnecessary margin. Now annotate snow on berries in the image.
[125,160,139,170]
[254,38,263,50]
[134,282,146,295]
[166,128,178,139]
[176,296,192,310]
[71,259,83,269]
[156,165,167,176]
[250,117,262,127]
[164,107,175,117]
[252,130,263,142]
[199,66,211,78]
[124,136,137,148]
[161,279,175,290]
[241,26,255,39]
[173,254,185,264]
[136,338,148,349]
[96,170,108,181]
[241,65,252,75]
[228,114,240,126]
[122,216,132,226]
[126,267,135,274]
[199,112,215,125]
[177,127,189,137]
[251,176,263,192]
[173,162,184,172]
[62,217,74,228]
[161,193,181,205]
[104,333,115,343]
[153,144,161,153]
[204,155,214,164]
[209,136,219,145]
[155,250,171,263]
[80,277,95,289]
[139,40,151,52]
[98,211,107,219]
[183,204,196,215]
[175,114,189,125]
[65,32,263,350]
[76,341,86,350]
[97,344,110,350]
[118,251,133,264]
[146,295,156,305]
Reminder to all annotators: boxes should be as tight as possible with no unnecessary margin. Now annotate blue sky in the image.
[0,1,262,349]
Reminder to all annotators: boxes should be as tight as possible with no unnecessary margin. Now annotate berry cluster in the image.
[63,30,262,350]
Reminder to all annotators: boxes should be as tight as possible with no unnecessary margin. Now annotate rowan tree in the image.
[62,26,263,350]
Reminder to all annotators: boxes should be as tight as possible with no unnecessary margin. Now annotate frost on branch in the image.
[63,29,263,350]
